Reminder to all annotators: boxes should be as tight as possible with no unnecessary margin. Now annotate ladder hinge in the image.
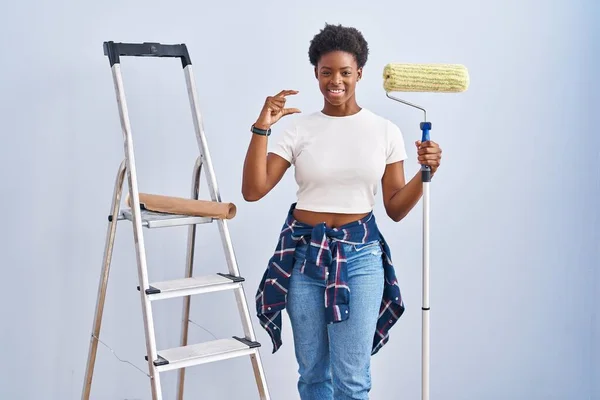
[145,354,169,366]
[137,285,160,294]
[217,273,245,283]
[232,336,261,349]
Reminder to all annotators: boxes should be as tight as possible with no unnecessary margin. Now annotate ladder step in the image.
[111,208,213,228]
[140,273,244,300]
[150,337,261,372]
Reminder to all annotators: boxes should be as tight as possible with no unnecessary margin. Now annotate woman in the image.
[242,24,442,400]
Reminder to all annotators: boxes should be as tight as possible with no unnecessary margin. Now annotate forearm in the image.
[242,133,269,200]
[387,170,431,222]
[241,89,299,201]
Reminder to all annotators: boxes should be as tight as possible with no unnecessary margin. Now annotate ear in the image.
[314,67,318,79]
[357,68,363,81]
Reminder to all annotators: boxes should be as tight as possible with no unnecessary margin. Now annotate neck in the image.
[321,97,361,117]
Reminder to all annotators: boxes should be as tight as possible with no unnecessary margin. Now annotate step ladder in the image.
[81,41,271,400]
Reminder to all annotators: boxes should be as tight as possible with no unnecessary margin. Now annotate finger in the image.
[418,143,442,152]
[418,159,440,167]
[282,108,301,116]
[269,98,286,108]
[275,89,299,98]
[418,147,442,155]
[267,103,281,113]
[418,152,442,159]
[267,95,286,104]
[418,141,440,152]
[418,154,442,162]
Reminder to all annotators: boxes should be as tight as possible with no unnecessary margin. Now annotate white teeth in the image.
[329,89,344,93]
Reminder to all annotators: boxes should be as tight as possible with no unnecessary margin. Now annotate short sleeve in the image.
[386,121,408,164]
[268,123,297,164]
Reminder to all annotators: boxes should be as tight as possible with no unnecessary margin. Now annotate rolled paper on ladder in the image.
[383,63,469,93]
[126,193,237,219]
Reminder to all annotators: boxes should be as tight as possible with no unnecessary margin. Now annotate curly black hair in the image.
[308,23,369,68]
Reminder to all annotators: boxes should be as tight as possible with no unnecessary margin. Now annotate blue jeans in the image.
[287,239,385,400]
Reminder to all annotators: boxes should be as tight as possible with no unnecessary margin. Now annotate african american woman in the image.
[242,23,443,400]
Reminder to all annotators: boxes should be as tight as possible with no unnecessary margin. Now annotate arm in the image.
[381,161,423,222]
[242,136,290,201]
[382,140,442,222]
[241,90,301,202]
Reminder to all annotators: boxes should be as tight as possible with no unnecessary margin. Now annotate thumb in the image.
[282,108,302,116]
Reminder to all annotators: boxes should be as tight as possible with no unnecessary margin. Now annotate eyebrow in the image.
[320,66,353,70]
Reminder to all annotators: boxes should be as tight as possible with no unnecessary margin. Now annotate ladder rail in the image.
[183,63,270,399]
[176,156,202,400]
[81,160,126,400]
[111,62,163,400]
[184,66,253,335]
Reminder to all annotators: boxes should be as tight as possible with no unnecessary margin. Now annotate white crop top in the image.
[268,108,408,214]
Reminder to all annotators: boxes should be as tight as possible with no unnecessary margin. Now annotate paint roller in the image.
[383,62,469,400]
[383,63,469,93]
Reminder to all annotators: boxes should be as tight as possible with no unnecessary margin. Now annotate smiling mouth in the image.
[328,89,345,94]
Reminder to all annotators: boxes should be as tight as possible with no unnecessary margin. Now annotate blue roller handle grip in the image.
[420,122,432,182]
[420,121,431,142]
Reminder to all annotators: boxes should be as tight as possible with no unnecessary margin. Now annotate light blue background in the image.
[0,0,598,399]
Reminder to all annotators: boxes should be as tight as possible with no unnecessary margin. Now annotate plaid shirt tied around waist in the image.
[255,203,405,355]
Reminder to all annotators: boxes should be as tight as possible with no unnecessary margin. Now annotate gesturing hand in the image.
[416,140,443,175]
[254,90,301,130]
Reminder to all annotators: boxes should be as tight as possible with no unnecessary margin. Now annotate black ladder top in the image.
[103,41,192,68]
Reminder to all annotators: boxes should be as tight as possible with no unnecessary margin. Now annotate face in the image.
[315,51,362,107]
